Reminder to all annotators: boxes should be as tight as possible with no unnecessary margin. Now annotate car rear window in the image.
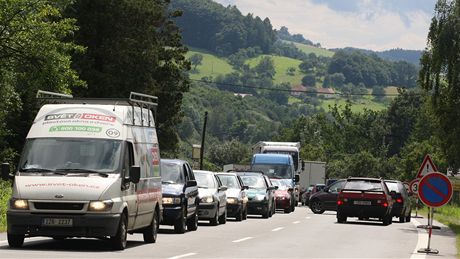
[344,180,383,191]
[385,182,399,193]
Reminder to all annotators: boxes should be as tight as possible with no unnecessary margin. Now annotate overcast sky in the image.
[213,0,437,51]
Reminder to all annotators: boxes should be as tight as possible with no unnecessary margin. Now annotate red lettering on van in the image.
[82,113,116,123]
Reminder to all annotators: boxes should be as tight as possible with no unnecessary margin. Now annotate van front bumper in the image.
[7,211,120,238]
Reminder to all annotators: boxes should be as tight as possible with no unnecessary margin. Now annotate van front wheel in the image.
[111,214,127,250]
[7,233,24,248]
[143,209,159,243]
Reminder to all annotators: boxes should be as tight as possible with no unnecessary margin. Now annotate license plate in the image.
[354,200,371,205]
[42,218,73,227]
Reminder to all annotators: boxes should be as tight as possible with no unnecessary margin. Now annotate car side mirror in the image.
[186,180,197,187]
[1,163,11,181]
[219,186,227,192]
[241,185,249,190]
[130,166,141,184]
[294,175,300,183]
[288,187,294,192]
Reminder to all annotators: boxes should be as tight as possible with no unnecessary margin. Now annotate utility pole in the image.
[200,111,208,170]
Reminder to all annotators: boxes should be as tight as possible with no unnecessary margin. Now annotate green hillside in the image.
[185,50,235,80]
[245,55,303,85]
[283,40,335,57]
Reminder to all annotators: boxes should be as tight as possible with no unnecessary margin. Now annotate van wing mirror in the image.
[130,166,141,184]
[294,175,300,183]
[1,163,11,181]
[186,180,197,187]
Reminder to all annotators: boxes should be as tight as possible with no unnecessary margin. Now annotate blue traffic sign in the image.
[418,172,453,208]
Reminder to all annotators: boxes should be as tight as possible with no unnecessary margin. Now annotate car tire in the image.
[174,207,187,234]
[111,213,128,250]
[310,200,325,214]
[383,215,391,226]
[143,209,159,243]
[243,206,248,220]
[7,233,24,248]
[405,214,411,223]
[187,210,198,231]
[399,216,405,223]
[210,205,219,226]
[236,206,243,221]
[218,208,227,224]
[262,206,270,218]
[337,213,346,223]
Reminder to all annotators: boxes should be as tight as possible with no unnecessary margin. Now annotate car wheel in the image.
[405,214,411,223]
[310,200,325,214]
[174,207,187,234]
[7,233,24,248]
[187,210,198,231]
[243,206,248,220]
[399,216,405,223]
[111,213,128,250]
[291,202,296,212]
[337,213,346,223]
[236,206,243,221]
[262,206,270,218]
[143,209,159,243]
[219,208,227,224]
[210,205,219,226]
[383,215,391,226]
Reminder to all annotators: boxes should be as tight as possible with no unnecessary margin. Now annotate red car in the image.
[337,177,393,225]
[271,178,294,213]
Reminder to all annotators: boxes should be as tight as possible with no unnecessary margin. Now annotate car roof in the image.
[235,171,264,176]
[347,177,382,182]
[384,180,401,183]
[160,158,186,165]
[193,170,214,174]
[215,172,238,177]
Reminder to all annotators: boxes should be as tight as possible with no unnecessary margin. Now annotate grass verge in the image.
[0,180,12,232]
[420,205,460,258]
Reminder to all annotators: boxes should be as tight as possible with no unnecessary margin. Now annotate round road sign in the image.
[418,172,453,208]
[409,179,419,196]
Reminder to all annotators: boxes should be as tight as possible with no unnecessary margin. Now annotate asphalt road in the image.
[0,206,457,258]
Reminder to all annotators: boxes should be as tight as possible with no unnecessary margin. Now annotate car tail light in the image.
[396,198,403,203]
[337,200,343,205]
[382,202,388,207]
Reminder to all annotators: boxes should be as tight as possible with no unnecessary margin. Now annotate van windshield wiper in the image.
[20,167,54,172]
[55,168,109,177]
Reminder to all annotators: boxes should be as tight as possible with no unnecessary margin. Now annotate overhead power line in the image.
[190,79,409,97]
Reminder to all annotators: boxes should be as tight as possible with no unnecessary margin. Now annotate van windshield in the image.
[251,164,292,179]
[19,138,122,173]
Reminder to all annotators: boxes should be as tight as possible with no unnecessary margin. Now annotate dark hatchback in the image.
[160,159,199,233]
[237,172,277,218]
[337,177,393,225]
[385,180,412,223]
[309,179,346,214]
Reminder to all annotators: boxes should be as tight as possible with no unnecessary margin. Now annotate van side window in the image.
[122,142,134,179]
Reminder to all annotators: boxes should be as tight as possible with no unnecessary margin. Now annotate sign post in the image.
[409,179,422,218]
[417,172,453,255]
[416,154,438,226]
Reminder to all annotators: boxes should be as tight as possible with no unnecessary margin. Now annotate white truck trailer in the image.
[298,161,326,193]
[252,142,301,173]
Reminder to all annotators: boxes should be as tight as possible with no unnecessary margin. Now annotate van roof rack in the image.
[36,90,158,127]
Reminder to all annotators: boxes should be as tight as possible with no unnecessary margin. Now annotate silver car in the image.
[194,170,227,225]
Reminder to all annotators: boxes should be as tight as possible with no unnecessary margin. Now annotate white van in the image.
[1,91,162,250]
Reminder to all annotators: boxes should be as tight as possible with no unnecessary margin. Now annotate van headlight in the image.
[227,197,238,204]
[200,196,214,203]
[10,199,29,210]
[88,200,114,211]
[163,197,181,205]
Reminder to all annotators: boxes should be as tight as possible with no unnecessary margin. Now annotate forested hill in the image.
[170,0,276,56]
[331,47,423,65]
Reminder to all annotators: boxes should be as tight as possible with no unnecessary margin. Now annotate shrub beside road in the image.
[0,181,11,232]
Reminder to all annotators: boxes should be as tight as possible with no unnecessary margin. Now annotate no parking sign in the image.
[418,172,453,207]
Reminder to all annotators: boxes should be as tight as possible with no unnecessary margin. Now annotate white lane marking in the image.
[410,218,427,259]
[167,253,197,259]
[232,237,254,243]
[271,227,284,232]
[305,216,311,219]
[293,221,301,224]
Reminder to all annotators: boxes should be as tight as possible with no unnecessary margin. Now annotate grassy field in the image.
[420,205,460,258]
[185,50,235,80]
[283,40,335,58]
[0,181,11,232]
[245,55,303,85]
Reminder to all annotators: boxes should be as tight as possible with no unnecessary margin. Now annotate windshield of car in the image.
[385,182,399,192]
[240,175,266,188]
[270,178,290,190]
[344,180,383,191]
[161,163,185,184]
[217,175,239,189]
[195,172,216,188]
[251,164,292,179]
[18,138,122,173]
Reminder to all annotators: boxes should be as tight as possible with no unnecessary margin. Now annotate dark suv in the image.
[337,177,393,225]
[160,159,199,233]
[309,179,346,214]
[385,180,412,223]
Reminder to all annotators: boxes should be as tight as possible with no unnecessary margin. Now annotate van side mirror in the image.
[301,161,305,171]
[186,180,197,187]
[130,166,141,184]
[294,175,300,183]
[1,163,11,181]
